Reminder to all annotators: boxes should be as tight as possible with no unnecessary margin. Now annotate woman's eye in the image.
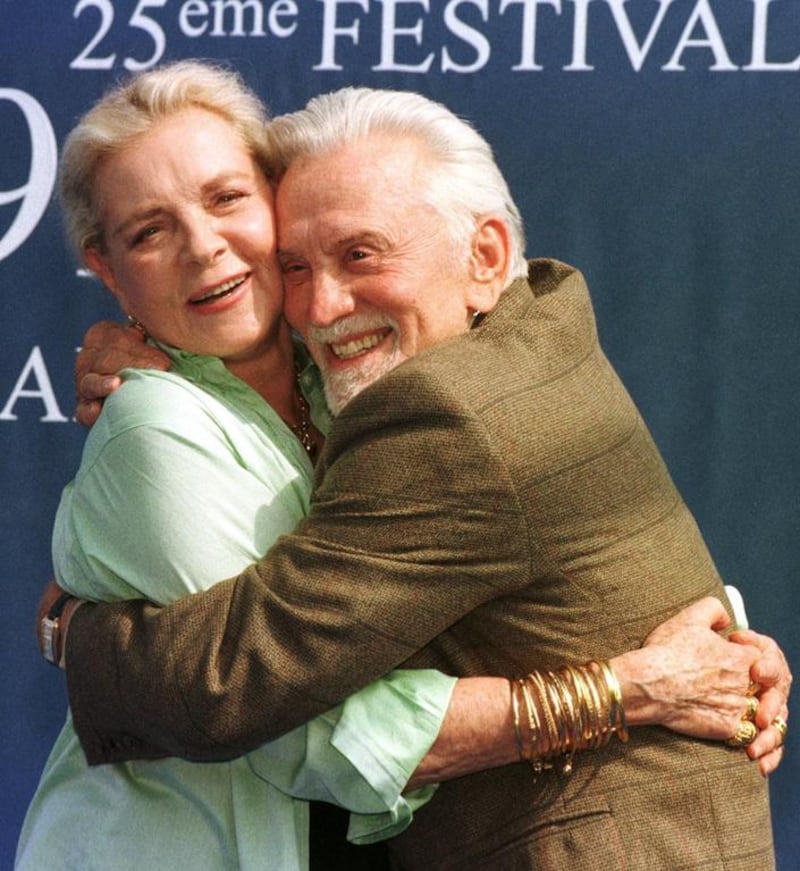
[216,191,246,206]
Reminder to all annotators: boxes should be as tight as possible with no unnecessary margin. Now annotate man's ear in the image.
[467,216,511,313]
[84,247,124,306]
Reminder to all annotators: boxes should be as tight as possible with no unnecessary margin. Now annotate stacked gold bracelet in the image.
[510,661,628,775]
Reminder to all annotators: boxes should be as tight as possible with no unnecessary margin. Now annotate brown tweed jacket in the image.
[68,259,773,869]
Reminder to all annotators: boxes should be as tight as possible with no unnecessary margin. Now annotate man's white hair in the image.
[265,87,528,282]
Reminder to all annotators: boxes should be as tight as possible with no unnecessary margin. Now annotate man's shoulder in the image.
[395,261,596,383]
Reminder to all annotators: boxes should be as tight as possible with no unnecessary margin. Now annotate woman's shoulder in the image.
[97,367,218,437]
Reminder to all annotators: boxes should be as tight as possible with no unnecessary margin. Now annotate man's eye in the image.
[279,261,309,281]
[131,226,159,247]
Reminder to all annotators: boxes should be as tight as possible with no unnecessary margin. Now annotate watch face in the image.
[40,617,57,664]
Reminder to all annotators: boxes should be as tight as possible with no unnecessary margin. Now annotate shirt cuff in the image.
[330,669,457,844]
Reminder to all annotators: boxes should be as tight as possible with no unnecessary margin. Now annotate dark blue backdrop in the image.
[2,1,798,867]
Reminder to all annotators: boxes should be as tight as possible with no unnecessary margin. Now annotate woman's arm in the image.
[409,596,787,788]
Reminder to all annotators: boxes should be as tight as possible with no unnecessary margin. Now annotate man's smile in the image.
[329,328,391,360]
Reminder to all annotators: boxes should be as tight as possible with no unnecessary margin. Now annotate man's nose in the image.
[307,270,356,326]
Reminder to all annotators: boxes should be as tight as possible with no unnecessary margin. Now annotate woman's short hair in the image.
[265,87,528,282]
[60,60,270,258]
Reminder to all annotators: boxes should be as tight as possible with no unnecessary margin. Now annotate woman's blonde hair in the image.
[59,60,270,258]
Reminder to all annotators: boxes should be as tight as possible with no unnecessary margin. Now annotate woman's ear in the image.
[84,247,124,305]
[467,215,511,313]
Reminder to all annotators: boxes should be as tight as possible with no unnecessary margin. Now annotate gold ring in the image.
[746,679,760,697]
[742,696,759,722]
[771,715,788,744]
[726,719,758,748]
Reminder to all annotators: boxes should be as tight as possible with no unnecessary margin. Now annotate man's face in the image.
[276,134,487,413]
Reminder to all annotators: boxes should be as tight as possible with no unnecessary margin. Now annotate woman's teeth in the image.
[192,276,246,304]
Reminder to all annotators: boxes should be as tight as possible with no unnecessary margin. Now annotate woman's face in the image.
[85,107,283,364]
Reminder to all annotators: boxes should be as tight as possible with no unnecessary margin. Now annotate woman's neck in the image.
[225,320,296,420]
[224,321,323,462]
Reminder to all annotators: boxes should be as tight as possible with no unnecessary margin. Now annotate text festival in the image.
[67,0,800,74]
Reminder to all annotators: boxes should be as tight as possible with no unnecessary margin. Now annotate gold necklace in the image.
[291,370,318,463]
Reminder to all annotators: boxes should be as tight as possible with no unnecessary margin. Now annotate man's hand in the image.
[75,321,170,427]
[611,597,790,775]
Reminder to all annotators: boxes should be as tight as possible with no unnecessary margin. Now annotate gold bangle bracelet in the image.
[510,679,526,760]
[528,671,559,757]
[597,661,629,743]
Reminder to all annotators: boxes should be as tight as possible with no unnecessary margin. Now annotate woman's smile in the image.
[188,273,250,308]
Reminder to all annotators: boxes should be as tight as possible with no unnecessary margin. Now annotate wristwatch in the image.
[41,591,75,666]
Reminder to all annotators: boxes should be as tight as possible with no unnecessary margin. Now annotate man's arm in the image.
[45,585,785,778]
[64,369,533,761]
[59,361,791,767]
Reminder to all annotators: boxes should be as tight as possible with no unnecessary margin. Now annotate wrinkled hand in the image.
[731,627,791,775]
[75,321,170,427]
[611,598,788,772]
[625,597,758,734]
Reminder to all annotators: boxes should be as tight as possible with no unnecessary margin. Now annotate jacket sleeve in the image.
[66,363,532,764]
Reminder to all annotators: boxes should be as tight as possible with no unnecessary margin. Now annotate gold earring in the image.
[126,314,148,337]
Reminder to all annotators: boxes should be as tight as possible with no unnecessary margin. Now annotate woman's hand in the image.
[611,597,790,775]
[75,321,170,427]
[731,627,791,774]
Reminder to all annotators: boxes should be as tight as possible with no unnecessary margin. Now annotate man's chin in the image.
[320,343,409,415]
[323,355,401,415]
[324,378,366,416]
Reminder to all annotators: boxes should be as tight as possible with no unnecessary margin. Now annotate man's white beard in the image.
[308,313,406,415]
[322,342,406,415]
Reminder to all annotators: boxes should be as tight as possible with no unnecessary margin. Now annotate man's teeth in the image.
[192,276,245,304]
[331,332,384,359]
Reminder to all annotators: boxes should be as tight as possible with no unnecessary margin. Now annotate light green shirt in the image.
[16,345,456,871]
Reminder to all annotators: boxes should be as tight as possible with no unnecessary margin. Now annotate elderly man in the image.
[45,88,787,869]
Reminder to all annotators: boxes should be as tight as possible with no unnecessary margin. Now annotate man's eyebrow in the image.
[319,231,389,255]
[337,231,387,248]
[277,230,390,261]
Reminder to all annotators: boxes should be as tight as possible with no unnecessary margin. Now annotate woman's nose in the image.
[181,215,226,266]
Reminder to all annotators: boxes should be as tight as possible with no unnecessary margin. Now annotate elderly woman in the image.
[21,62,787,870]
[16,61,467,871]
